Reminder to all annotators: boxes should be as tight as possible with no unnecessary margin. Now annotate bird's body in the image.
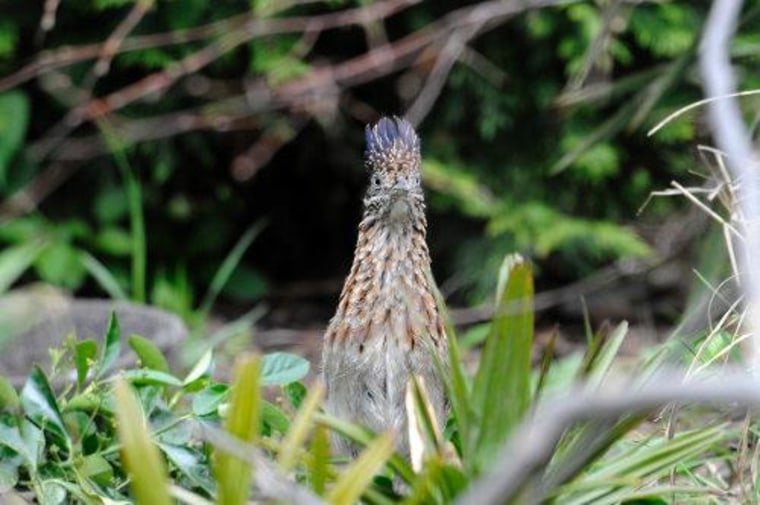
[322,117,447,456]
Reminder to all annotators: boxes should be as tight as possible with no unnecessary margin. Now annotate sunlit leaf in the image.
[113,378,172,505]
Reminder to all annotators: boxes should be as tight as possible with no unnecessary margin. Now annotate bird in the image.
[322,116,448,457]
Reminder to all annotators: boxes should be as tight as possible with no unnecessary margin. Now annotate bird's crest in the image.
[365,117,420,166]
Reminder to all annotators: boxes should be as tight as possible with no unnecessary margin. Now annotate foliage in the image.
[1,1,757,307]
[0,259,747,504]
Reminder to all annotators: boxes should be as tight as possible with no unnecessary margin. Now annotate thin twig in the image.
[0,0,420,92]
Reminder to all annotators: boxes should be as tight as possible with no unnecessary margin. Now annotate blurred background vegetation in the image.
[0,0,755,334]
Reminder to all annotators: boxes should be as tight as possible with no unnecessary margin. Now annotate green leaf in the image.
[561,426,726,504]
[80,252,129,300]
[423,158,498,218]
[0,91,29,186]
[283,381,307,409]
[0,241,46,294]
[121,369,183,387]
[261,352,309,386]
[113,378,172,505]
[215,354,261,505]
[183,349,213,387]
[586,322,629,390]
[34,240,87,290]
[471,254,534,471]
[128,334,170,373]
[159,442,215,494]
[74,339,98,389]
[193,383,229,417]
[0,456,19,491]
[223,266,268,302]
[94,227,133,256]
[37,480,67,504]
[79,454,114,487]
[96,313,121,379]
[0,376,19,412]
[0,418,42,470]
[261,401,290,435]
[20,366,71,453]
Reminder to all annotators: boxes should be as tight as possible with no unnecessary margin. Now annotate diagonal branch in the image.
[456,370,760,505]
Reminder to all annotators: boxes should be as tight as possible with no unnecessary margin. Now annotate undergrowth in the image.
[0,254,751,504]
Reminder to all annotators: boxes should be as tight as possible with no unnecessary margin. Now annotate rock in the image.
[0,285,188,385]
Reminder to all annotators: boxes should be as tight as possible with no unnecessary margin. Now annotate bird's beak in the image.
[392,176,414,193]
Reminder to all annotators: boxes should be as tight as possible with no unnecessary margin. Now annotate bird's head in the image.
[363,117,424,226]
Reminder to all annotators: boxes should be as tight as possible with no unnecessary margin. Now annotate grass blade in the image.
[80,251,128,300]
[327,433,394,505]
[198,220,267,316]
[277,382,324,472]
[114,377,172,505]
[471,254,534,471]
[215,354,261,505]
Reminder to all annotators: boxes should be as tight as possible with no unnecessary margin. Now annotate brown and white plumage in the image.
[322,117,447,456]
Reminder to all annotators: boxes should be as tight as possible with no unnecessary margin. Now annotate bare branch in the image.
[0,1,421,93]
[456,371,760,505]
[699,0,760,373]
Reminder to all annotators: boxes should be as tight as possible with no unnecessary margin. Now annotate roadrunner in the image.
[322,116,447,456]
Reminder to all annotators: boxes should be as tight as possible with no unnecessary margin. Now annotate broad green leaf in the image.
[261,352,309,386]
[96,313,121,379]
[471,254,534,471]
[159,442,215,494]
[79,454,113,487]
[113,378,172,505]
[0,91,29,185]
[0,419,40,470]
[261,400,290,435]
[128,334,170,373]
[193,383,229,417]
[74,340,98,389]
[21,366,70,452]
[283,381,307,409]
[215,354,261,505]
[0,241,46,294]
[0,456,19,491]
[327,433,395,505]
[36,480,67,504]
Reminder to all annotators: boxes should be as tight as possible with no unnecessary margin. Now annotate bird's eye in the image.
[371,174,381,187]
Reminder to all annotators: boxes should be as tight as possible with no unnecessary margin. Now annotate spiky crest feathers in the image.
[364,117,420,169]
